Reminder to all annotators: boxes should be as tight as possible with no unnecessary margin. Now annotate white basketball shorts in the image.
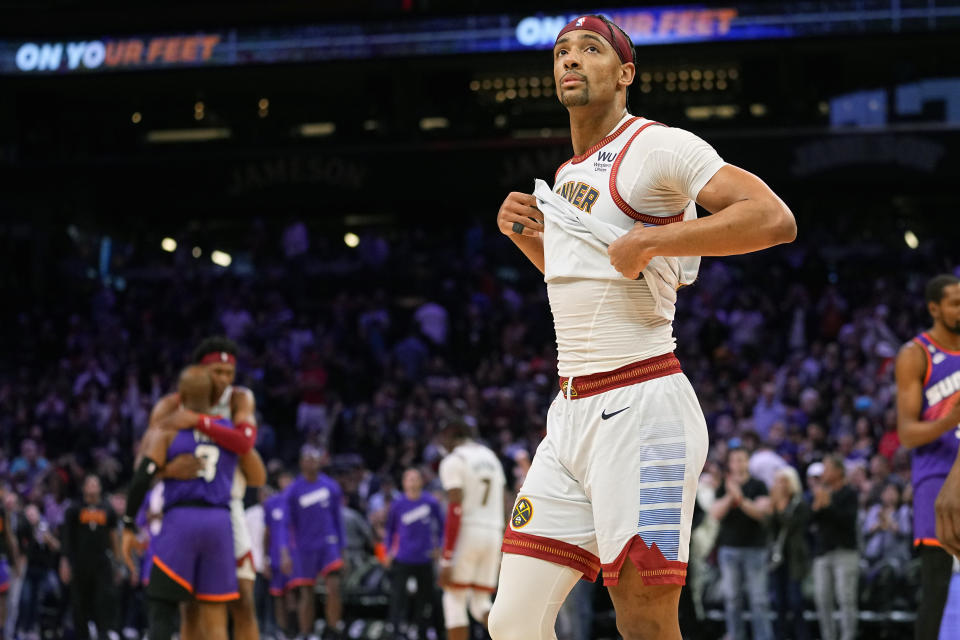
[502,353,707,586]
[449,526,502,592]
[230,498,256,582]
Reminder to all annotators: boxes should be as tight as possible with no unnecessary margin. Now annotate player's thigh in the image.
[488,554,581,640]
[585,374,707,582]
[504,396,598,562]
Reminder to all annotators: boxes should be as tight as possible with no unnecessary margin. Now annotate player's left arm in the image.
[608,164,796,279]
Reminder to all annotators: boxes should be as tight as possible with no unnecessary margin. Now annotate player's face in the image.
[553,31,631,109]
[206,362,236,400]
[402,469,423,495]
[931,284,960,334]
[301,454,321,476]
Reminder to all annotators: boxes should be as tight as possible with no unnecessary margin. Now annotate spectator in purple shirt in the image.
[385,468,444,640]
[286,446,345,640]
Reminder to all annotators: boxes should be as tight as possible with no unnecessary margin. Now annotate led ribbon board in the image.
[2,1,959,74]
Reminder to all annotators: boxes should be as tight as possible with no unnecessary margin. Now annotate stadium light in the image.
[211,250,232,267]
[344,233,360,248]
[161,237,177,252]
[192,246,202,258]
[904,230,919,250]
[298,122,336,137]
[419,117,449,130]
[146,128,231,143]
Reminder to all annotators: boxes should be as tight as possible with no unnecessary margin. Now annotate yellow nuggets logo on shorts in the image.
[512,497,533,528]
[555,181,600,213]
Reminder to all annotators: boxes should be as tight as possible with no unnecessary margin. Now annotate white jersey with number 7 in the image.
[439,441,506,531]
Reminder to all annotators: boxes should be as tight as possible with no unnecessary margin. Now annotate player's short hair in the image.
[192,336,239,363]
[438,416,475,440]
[925,274,960,305]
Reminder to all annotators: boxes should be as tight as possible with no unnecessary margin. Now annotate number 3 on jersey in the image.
[194,444,220,482]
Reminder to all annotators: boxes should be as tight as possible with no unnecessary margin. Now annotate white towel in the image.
[533,178,699,323]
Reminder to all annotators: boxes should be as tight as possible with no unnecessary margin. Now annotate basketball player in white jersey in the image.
[488,15,796,640]
[437,419,506,640]
[147,336,267,640]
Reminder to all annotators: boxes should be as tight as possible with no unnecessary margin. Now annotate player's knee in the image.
[615,606,678,640]
[488,594,543,640]
[467,591,492,625]
[442,589,469,630]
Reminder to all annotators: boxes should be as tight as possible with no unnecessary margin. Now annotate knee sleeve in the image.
[442,588,469,629]
[487,554,581,640]
[468,591,492,624]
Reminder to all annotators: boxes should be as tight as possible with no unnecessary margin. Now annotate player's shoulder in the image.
[630,121,709,152]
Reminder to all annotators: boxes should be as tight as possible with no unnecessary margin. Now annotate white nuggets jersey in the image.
[439,441,506,531]
[211,385,255,564]
[548,114,725,376]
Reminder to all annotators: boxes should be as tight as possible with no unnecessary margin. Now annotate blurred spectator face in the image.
[822,458,845,485]
[21,439,37,462]
[726,449,749,477]
[25,503,40,526]
[869,454,890,479]
[83,475,102,504]
[110,492,126,515]
[277,471,294,492]
[761,383,776,402]
[881,483,900,508]
[773,472,794,499]
[205,361,236,401]
[402,469,423,497]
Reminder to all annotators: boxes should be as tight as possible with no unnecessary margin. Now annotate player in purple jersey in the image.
[149,336,265,640]
[895,273,960,640]
[287,446,346,640]
[122,366,240,640]
[264,471,296,637]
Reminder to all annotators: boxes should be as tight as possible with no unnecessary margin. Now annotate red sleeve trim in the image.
[442,502,463,560]
[913,337,933,387]
[609,121,688,226]
[196,415,255,455]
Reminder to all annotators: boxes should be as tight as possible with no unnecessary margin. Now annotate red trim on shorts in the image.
[195,591,240,602]
[320,558,344,576]
[558,353,682,399]
[269,587,285,596]
[501,528,601,581]
[554,117,641,182]
[0,582,9,594]
[445,582,497,593]
[153,555,193,593]
[915,537,943,548]
[287,577,316,588]
[601,535,687,587]
[609,122,687,226]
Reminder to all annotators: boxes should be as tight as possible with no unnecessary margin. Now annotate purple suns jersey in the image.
[911,333,960,542]
[162,422,238,509]
[287,474,344,552]
[264,491,291,560]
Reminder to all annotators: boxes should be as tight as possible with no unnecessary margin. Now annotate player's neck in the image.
[405,490,421,501]
[568,105,629,156]
[929,325,960,351]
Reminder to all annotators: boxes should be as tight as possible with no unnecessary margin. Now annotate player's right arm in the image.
[497,192,545,274]
[895,341,960,449]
